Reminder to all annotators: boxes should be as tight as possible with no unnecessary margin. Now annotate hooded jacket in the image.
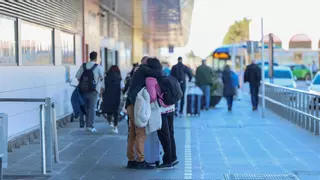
[126,64,162,107]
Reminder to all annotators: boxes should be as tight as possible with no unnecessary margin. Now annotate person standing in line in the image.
[126,56,163,169]
[101,65,124,134]
[244,60,261,111]
[195,59,213,110]
[170,56,193,116]
[76,51,104,133]
[222,65,236,111]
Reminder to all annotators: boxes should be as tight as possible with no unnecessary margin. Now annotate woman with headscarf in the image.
[101,65,124,133]
[222,65,236,111]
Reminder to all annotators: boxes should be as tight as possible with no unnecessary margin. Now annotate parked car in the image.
[256,60,279,68]
[287,64,311,81]
[309,72,320,93]
[264,66,296,88]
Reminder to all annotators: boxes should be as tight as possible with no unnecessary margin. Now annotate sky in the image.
[186,0,320,58]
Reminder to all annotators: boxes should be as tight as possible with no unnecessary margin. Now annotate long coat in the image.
[102,71,122,114]
[222,70,236,97]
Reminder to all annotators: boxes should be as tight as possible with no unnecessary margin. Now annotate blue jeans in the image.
[250,84,259,108]
[225,96,233,109]
[81,91,99,128]
[200,85,211,109]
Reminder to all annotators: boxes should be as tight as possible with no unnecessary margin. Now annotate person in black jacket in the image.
[123,63,139,95]
[126,56,163,169]
[222,65,236,111]
[170,56,193,116]
[244,60,262,110]
[101,65,123,134]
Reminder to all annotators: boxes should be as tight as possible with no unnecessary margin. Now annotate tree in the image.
[222,18,251,45]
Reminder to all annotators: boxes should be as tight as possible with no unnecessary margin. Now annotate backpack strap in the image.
[90,64,98,71]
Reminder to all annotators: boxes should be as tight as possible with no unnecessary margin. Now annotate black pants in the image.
[176,83,186,114]
[250,84,259,108]
[157,112,177,164]
[225,96,233,109]
[106,112,118,127]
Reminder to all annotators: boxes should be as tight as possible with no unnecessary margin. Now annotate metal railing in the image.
[0,98,59,175]
[261,83,320,135]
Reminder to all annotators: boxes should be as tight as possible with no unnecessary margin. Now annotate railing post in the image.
[0,114,8,171]
[44,98,52,173]
[0,154,2,180]
[51,103,59,163]
[315,101,320,135]
[39,104,46,175]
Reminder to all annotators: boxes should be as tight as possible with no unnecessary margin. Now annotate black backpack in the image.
[79,63,98,93]
[158,75,183,105]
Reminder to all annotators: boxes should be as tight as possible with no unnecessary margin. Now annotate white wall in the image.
[0,31,82,139]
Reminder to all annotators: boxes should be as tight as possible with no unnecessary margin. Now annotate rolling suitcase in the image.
[187,94,201,116]
[144,131,161,166]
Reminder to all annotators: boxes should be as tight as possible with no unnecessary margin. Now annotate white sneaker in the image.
[109,122,114,128]
[112,127,118,134]
[87,127,98,133]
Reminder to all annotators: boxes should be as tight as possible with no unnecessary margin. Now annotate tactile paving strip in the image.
[224,174,300,180]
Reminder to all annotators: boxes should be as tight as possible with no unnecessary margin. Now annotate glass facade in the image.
[61,32,75,64]
[0,16,16,65]
[21,22,53,65]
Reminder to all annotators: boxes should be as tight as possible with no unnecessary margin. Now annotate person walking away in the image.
[222,65,236,111]
[101,65,123,134]
[244,60,261,110]
[210,71,224,108]
[170,56,193,116]
[195,59,213,110]
[126,56,162,169]
[76,51,104,133]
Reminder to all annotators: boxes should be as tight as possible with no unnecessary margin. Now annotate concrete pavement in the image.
[3,98,320,180]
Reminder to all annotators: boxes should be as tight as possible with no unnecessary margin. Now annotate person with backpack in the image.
[101,65,124,134]
[170,56,193,116]
[126,56,163,169]
[76,51,104,133]
[145,58,180,169]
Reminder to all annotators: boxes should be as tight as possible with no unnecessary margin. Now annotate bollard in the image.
[44,98,52,173]
[51,103,59,163]
[39,104,46,175]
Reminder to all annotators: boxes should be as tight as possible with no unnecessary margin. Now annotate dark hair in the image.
[90,51,98,61]
[178,56,183,61]
[147,57,162,71]
[109,65,120,73]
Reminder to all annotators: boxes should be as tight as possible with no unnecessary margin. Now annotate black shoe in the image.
[127,161,137,169]
[172,159,179,166]
[228,107,232,111]
[157,163,174,169]
[135,161,155,169]
[252,107,258,111]
[155,161,160,166]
